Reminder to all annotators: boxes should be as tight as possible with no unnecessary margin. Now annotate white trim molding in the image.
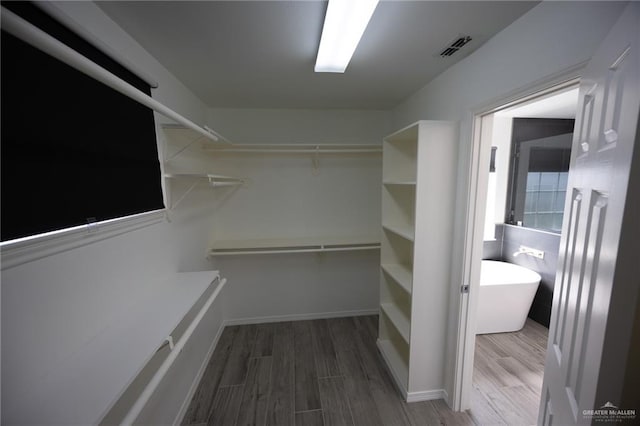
[223,309,379,326]
[406,389,448,403]
[0,210,166,270]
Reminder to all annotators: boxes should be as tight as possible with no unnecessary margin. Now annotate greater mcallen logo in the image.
[583,402,636,422]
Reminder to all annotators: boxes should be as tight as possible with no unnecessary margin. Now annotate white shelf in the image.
[209,236,380,256]
[379,120,458,401]
[381,264,412,294]
[382,224,415,242]
[377,339,409,393]
[380,303,411,343]
[204,143,382,154]
[383,181,416,186]
[21,271,220,424]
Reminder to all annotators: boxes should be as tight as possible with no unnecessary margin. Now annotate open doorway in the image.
[464,81,581,424]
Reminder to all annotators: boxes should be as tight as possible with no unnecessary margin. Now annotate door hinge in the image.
[461,284,470,294]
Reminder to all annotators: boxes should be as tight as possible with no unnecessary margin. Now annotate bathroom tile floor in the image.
[470,318,549,426]
[182,315,547,426]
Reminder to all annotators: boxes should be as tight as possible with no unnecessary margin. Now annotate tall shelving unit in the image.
[377,120,458,402]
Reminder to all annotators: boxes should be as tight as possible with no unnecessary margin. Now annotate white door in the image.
[539,3,640,425]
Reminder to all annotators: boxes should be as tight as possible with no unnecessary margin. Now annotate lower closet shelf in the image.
[380,303,411,343]
[208,236,380,256]
[377,339,409,393]
[20,271,220,425]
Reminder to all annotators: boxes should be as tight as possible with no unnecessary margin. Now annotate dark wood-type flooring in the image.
[183,316,547,425]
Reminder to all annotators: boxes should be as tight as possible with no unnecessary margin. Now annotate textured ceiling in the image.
[97,1,539,109]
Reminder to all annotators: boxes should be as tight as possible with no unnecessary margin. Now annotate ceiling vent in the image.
[439,35,473,57]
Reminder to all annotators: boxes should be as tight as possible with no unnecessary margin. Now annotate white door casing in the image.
[539,3,640,425]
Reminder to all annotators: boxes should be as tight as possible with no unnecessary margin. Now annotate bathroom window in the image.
[506,118,574,233]
[523,171,568,232]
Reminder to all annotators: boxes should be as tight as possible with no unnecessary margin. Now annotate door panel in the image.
[540,3,639,425]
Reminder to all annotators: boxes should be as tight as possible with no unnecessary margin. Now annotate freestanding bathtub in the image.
[476,260,541,334]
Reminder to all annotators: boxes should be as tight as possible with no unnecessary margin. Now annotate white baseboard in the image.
[224,308,379,326]
[406,389,448,403]
[172,322,226,426]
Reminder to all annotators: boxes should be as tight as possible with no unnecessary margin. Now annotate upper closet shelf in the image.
[204,143,382,155]
[208,235,380,256]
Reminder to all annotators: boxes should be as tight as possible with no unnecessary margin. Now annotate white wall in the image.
[206,108,391,322]
[209,108,391,145]
[390,0,627,406]
[1,2,222,424]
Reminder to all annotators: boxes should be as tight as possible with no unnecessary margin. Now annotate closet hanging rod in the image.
[33,1,159,89]
[0,7,225,144]
[121,277,228,426]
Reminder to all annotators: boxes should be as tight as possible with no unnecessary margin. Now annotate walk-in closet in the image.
[2,1,639,426]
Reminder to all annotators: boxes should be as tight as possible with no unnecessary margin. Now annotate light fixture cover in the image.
[315,0,380,73]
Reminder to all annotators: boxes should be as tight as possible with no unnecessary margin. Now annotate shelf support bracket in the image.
[171,180,200,210]
[165,134,206,162]
[312,145,320,175]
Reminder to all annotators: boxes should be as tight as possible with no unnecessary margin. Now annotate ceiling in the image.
[97,1,539,110]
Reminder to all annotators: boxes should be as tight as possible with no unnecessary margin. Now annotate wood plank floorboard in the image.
[294,320,322,412]
[251,323,275,358]
[207,385,244,426]
[236,357,273,426]
[266,322,295,426]
[219,324,258,387]
[318,377,354,426]
[183,326,238,424]
[295,410,324,426]
[310,319,341,378]
[470,319,548,426]
[183,316,546,426]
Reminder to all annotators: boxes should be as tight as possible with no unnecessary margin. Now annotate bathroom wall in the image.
[502,225,560,327]
[483,224,560,327]
[482,225,503,260]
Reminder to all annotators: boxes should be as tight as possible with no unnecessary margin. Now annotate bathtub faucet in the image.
[513,245,545,259]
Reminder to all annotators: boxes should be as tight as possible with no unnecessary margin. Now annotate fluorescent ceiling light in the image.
[315,0,380,73]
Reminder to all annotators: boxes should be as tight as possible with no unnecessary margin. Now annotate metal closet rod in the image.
[1,7,223,144]
[33,1,159,89]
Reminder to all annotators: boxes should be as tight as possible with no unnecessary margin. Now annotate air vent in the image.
[439,35,472,57]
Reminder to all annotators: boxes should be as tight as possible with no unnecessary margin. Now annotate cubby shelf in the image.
[381,264,412,294]
[208,236,380,256]
[382,224,415,241]
[380,303,411,343]
[377,339,409,392]
[378,120,458,402]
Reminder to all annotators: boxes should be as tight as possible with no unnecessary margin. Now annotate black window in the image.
[1,2,164,241]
